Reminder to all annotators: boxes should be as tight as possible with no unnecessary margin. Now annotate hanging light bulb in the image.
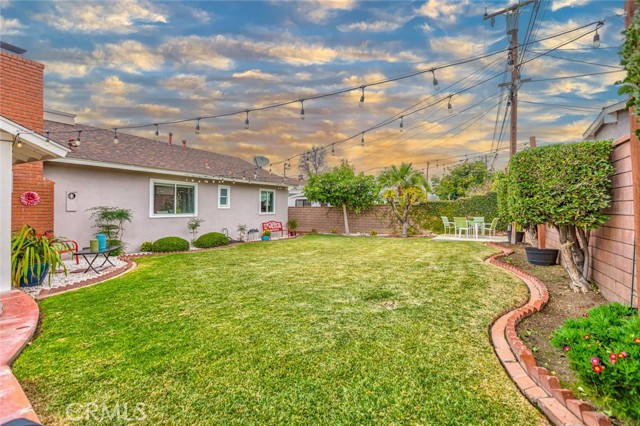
[244,110,250,129]
[331,144,335,156]
[593,29,600,48]
[447,95,453,114]
[360,132,365,147]
[431,70,440,91]
[300,100,305,120]
[399,116,404,132]
[113,129,119,145]
[45,131,50,146]
[359,86,365,108]
[75,130,81,146]
[195,118,201,134]
[15,133,22,148]
[155,124,159,137]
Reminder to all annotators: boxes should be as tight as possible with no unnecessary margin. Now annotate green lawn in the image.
[14,235,545,425]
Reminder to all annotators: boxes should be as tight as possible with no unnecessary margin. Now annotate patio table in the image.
[469,220,485,239]
[72,245,121,273]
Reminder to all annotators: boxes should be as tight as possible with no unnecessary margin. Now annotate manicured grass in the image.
[14,235,545,425]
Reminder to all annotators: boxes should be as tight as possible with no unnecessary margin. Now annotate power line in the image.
[518,100,602,111]
[529,69,624,82]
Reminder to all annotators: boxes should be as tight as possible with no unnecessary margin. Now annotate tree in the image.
[506,141,614,293]
[378,163,429,237]
[303,161,379,234]
[298,146,328,179]
[431,161,493,200]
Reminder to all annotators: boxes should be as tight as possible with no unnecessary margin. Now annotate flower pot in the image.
[24,263,50,287]
[515,231,525,243]
[261,236,270,241]
[525,247,559,266]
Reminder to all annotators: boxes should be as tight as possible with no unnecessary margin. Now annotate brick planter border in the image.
[486,243,611,426]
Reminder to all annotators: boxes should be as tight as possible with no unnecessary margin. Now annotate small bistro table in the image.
[72,245,121,273]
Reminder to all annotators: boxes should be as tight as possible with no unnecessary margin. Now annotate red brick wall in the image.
[289,206,396,234]
[1,50,54,232]
[546,137,637,307]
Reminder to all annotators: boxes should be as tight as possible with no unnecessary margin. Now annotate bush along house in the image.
[43,109,290,251]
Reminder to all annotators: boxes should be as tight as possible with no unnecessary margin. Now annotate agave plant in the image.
[11,224,71,286]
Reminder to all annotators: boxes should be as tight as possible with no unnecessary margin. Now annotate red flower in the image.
[590,357,600,366]
[19,191,40,207]
[582,313,589,317]
[584,335,590,340]
[592,365,605,374]
[609,353,617,365]
[634,337,640,344]
[618,352,628,359]
[563,345,570,352]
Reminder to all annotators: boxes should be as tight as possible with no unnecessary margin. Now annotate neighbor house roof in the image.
[44,120,293,187]
[582,100,628,140]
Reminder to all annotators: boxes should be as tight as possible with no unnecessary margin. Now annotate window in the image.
[295,199,311,207]
[150,179,197,216]
[260,189,275,214]
[218,185,230,208]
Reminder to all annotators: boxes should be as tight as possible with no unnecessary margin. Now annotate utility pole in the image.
[425,162,430,183]
[484,0,535,243]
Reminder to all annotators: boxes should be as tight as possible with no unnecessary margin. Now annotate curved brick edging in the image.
[0,291,41,424]
[486,243,612,426]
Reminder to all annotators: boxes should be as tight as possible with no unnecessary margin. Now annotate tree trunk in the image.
[567,226,585,274]
[527,224,538,248]
[557,225,590,292]
[342,204,350,235]
[577,227,590,280]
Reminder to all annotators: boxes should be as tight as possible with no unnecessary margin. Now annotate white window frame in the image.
[218,185,230,209]
[259,188,276,215]
[149,178,198,218]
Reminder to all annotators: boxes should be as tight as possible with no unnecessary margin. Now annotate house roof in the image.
[582,100,628,140]
[1,115,69,164]
[44,120,294,186]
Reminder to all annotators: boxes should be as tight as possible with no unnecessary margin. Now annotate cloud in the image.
[338,18,408,33]
[232,69,279,81]
[550,0,591,12]
[189,7,210,23]
[90,76,140,96]
[293,0,356,23]
[160,74,207,92]
[93,40,163,74]
[139,103,181,116]
[0,16,25,35]
[161,36,235,70]
[42,61,92,79]
[34,0,168,34]
[417,0,469,24]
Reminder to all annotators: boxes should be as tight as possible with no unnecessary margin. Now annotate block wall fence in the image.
[545,136,637,307]
[1,50,55,232]
[288,206,396,235]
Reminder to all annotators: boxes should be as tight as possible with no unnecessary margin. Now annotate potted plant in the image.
[261,229,271,241]
[287,219,298,236]
[11,225,70,287]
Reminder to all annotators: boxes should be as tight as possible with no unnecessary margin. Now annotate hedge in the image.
[409,192,501,233]
[194,232,230,249]
[152,236,190,253]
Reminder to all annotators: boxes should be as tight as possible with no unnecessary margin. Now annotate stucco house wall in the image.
[45,163,288,250]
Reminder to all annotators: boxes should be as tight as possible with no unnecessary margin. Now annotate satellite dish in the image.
[253,156,269,168]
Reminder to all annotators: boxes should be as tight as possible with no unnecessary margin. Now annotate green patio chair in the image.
[453,217,470,238]
[483,218,499,238]
[441,216,455,235]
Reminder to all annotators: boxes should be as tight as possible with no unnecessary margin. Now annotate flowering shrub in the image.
[551,303,640,421]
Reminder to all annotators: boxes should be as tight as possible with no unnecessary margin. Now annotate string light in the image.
[154,124,159,137]
[447,95,453,114]
[75,130,81,147]
[431,70,440,91]
[399,116,404,132]
[45,131,50,146]
[244,110,250,129]
[195,118,201,134]
[113,129,119,145]
[593,29,600,48]
[331,144,335,156]
[359,86,365,107]
[299,100,305,120]
[15,132,22,148]
[360,132,365,147]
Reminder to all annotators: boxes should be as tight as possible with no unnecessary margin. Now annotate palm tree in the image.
[378,163,429,237]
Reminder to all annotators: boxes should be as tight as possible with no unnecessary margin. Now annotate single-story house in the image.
[583,100,629,140]
[43,109,290,250]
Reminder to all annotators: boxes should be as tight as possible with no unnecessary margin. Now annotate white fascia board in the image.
[0,115,70,158]
[47,157,289,188]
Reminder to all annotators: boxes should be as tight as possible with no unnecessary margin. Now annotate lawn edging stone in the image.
[486,243,612,426]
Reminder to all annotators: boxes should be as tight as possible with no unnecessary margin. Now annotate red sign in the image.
[262,221,284,232]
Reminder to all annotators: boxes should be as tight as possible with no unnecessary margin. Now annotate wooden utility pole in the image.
[529,135,546,249]
[624,0,639,310]
[485,0,535,243]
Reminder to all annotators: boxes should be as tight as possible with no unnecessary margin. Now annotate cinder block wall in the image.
[288,206,396,234]
[546,137,637,307]
[1,50,55,232]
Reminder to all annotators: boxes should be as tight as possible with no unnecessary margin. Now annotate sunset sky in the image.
[0,0,627,178]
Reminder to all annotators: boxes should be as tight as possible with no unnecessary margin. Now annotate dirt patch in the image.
[499,244,610,393]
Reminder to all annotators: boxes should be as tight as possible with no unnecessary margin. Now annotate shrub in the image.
[370,230,378,236]
[140,241,153,252]
[107,239,124,256]
[194,232,230,249]
[152,237,190,253]
[409,192,500,233]
[262,229,272,237]
[551,303,640,421]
